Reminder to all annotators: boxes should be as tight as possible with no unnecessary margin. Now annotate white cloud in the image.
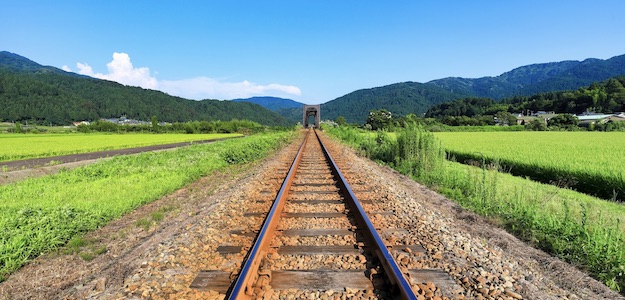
[68,52,158,89]
[61,65,71,72]
[159,78,302,100]
[63,52,302,100]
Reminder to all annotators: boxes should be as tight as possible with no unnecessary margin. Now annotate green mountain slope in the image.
[427,54,625,99]
[426,76,625,118]
[320,82,469,124]
[232,96,304,111]
[232,96,305,124]
[0,51,291,126]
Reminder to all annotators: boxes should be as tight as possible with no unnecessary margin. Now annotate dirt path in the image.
[0,132,620,299]
[0,137,239,185]
[1,137,239,171]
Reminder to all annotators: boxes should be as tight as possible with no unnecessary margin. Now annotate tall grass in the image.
[0,131,293,281]
[327,125,625,293]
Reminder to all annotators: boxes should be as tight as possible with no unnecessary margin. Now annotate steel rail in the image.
[227,130,310,299]
[314,129,417,300]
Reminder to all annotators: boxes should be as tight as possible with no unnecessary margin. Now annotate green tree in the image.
[151,115,160,132]
[547,114,579,130]
[525,119,547,131]
[15,122,22,133]
[495,111,518,126]
[335,116,347,126]
[366,109,393,130]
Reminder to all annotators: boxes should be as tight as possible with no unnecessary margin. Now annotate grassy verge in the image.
[326,125,625,293]
[0,131,294,281]
[0,133,242,162]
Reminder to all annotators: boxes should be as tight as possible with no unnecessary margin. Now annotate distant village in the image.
[72,116,148,127]
[512,111,625,127]
[68,112,625,129]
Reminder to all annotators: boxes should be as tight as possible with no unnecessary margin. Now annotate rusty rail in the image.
[227,130,309,299]
[227,129,417,299]
[314,129,417,300]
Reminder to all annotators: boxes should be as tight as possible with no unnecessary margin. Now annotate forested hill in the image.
[0,51,291,126]
[232,96,304,111]
[320,82,469,124]
[0,51,80,76]
[425,76,625,118]
[427,54,625,99]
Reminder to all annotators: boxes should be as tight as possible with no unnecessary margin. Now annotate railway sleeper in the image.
[190,268,460,298]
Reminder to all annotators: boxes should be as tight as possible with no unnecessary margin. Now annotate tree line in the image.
[426,76,625,119]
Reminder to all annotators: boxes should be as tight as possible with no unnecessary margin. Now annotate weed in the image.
[135,218,152,231]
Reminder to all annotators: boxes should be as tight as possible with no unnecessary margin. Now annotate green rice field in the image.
[433,131,625,201]
[0,133,242,162]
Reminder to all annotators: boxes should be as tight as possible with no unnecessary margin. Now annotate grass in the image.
[327,125,625,293]
[0,133,242,162]
[63,235,107,261]
[135,205,176,230]
[433,131,625,201]
[0,131,294,281]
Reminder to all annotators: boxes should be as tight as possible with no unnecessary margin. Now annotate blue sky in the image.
[3,1,625,104]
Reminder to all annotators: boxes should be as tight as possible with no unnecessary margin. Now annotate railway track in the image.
[191,129,460,299]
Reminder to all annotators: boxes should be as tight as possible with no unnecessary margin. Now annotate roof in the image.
[577,114,614,121]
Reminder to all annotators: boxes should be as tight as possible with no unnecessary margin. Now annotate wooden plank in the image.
[407,269,464,296]
[295,175,333,179]
[281,229,353,236]
[292,183,337,187]
[190,270,231,292]
[276,245,360,255]
[243,212,265,217]
[271,270,371,290]
[282,212,345,218]
[289,200,344,204]
[216,245,242,254]
[290,190,339,195]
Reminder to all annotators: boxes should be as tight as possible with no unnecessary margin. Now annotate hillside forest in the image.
[425,76,625,122]
[0,70,290,126]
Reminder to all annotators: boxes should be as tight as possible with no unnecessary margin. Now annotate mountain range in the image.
[0,51,290,126]
[240,54,625,124]
[2,50,625,126]
[323,54,625,123]
[427,55,625,99]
